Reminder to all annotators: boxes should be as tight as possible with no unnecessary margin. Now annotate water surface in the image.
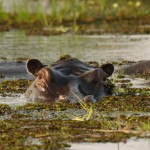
[0,31,150,64]
[0,31,150,149]
[70,138,150,150]
[0,31,150,107]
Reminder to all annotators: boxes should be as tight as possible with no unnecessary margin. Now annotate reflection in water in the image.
[70,138,150,150]
[0,31,150,64]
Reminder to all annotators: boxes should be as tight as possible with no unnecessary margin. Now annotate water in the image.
[0,30,150,106]
[0,95,27,107]
[69,138,150,150]
[0,31,150,149]
[0,31,150,64]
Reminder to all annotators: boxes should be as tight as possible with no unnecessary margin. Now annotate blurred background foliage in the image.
[0,0,149,34]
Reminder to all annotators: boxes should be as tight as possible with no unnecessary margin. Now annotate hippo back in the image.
[123,60,150,75]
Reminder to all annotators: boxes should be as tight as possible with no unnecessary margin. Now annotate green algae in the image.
[0,104,11,115]
[13,57,30,62]
[132,73,150,79]
[0,79,32,95]
[0,59,150,149]
[11,113,30,119]
[96,95,149,112]
[11,81,150,113]
[117,69,125,78]
[59,54,72,60]
[0,94,149,149]
[16,103,81,111]
[0,115,149,149]
[0,119,71,149]
[112,61,136,66]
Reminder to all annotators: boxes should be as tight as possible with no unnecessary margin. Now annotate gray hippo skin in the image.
[25,56,114,103]
[0,61,31,79]
[123,60,150,75]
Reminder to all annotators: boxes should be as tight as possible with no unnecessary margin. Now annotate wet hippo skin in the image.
[25,56,114,103]
[123,60,150,75]
[0,61,33,79]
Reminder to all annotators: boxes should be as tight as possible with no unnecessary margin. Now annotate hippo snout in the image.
[25,64,70,101]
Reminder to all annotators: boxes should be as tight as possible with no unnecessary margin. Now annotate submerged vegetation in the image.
[0,79,31,96]
[0,0,150,35]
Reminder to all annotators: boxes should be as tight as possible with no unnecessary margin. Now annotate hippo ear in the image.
[101,63,114,77]
[80,68,107,83]
[26,59,47,76]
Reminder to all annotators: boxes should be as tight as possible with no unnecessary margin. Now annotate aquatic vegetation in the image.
[0,114,149,149]
[0,80,149,149]
[138,121,150,132]
[117,69,125,78]
[0,104,11,115]
[96,95,149,112]
[13,57,30,61]
[16,102,80,111]
[0,58,150,148]
[0,79,32,95]
[0,0,149,35]
[132,73,150,79]
[71,92,93,121]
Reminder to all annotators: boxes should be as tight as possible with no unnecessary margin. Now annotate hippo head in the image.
[25,59,70,102]
[25,57,114,103]
[79,63,114,100]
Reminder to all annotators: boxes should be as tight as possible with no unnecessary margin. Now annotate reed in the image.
[0,0,149,34]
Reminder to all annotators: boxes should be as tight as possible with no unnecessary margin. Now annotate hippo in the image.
[0,61,30,79]
[122,60,150,75]
[25,55,114,103]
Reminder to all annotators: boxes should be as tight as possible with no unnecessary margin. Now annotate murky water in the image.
[0,95,27,107]
[0,31,150,149]
[0,31,150,64]
[69,138,150,150]
[0,30,150,106]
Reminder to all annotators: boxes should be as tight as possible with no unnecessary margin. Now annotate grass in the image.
[71,92,93,121]
[0,0,150,34]
[138,121,150,131]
